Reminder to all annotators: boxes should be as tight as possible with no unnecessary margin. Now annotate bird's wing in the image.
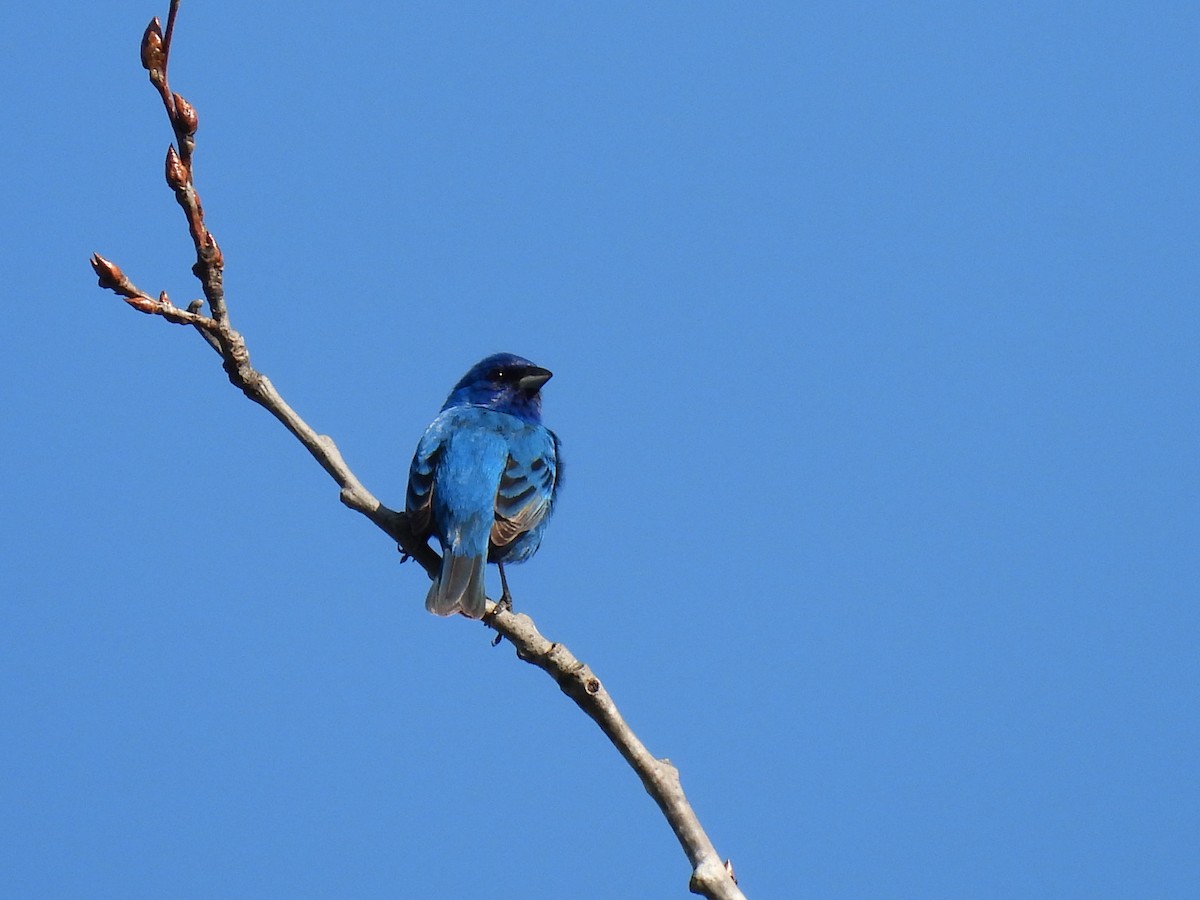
[405,423,444,536]
[491,428,559,549]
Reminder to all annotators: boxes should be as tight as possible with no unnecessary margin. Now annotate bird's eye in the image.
[492,369,506,382]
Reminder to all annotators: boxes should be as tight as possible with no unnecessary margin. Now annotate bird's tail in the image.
[426,552,487,619]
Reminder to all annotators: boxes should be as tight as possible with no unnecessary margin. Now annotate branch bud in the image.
[126,294,160,314]
[165,145,188,191]
[172,93,198,135]
[140,18,165,73]
[90,253,127,293]
[204,234,224,269]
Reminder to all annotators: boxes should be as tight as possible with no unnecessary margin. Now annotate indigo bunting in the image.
[405,353,562,618]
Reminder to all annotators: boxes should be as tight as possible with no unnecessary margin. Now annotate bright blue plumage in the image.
[405,353,562,618]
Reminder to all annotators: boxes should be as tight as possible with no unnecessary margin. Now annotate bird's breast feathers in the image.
[407,406,559,546]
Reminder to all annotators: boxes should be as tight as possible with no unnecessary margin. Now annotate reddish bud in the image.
[90,253,126,292]
[204,234,224,269]
[172,93,198,135]
[127,294,159,314]
[140,18,165,73]
[165,145,188,191]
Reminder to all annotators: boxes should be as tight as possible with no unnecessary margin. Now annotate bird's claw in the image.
[485,593,513,647]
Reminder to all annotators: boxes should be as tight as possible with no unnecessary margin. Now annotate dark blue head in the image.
[442,352,553,423]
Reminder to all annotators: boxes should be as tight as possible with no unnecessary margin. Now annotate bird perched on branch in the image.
[405,353,562,618]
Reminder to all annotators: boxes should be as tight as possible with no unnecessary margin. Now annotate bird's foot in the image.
[486,591,513,647]
[496,563,515,612]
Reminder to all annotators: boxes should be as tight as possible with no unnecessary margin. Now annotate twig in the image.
[91,6,744,898]
[138,0,224,323]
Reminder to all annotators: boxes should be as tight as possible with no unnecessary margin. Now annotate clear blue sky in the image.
[2,2,1196,897]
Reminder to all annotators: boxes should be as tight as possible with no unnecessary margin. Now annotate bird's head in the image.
[443,352,553,422]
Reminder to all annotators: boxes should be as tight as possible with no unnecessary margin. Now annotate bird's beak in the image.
[518,366,553,392]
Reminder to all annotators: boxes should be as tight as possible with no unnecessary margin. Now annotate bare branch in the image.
[485,605,747,899]
[92,6,744,897]
[90,252,216,328]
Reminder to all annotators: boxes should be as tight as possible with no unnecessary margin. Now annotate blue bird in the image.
[405,353,562,618]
